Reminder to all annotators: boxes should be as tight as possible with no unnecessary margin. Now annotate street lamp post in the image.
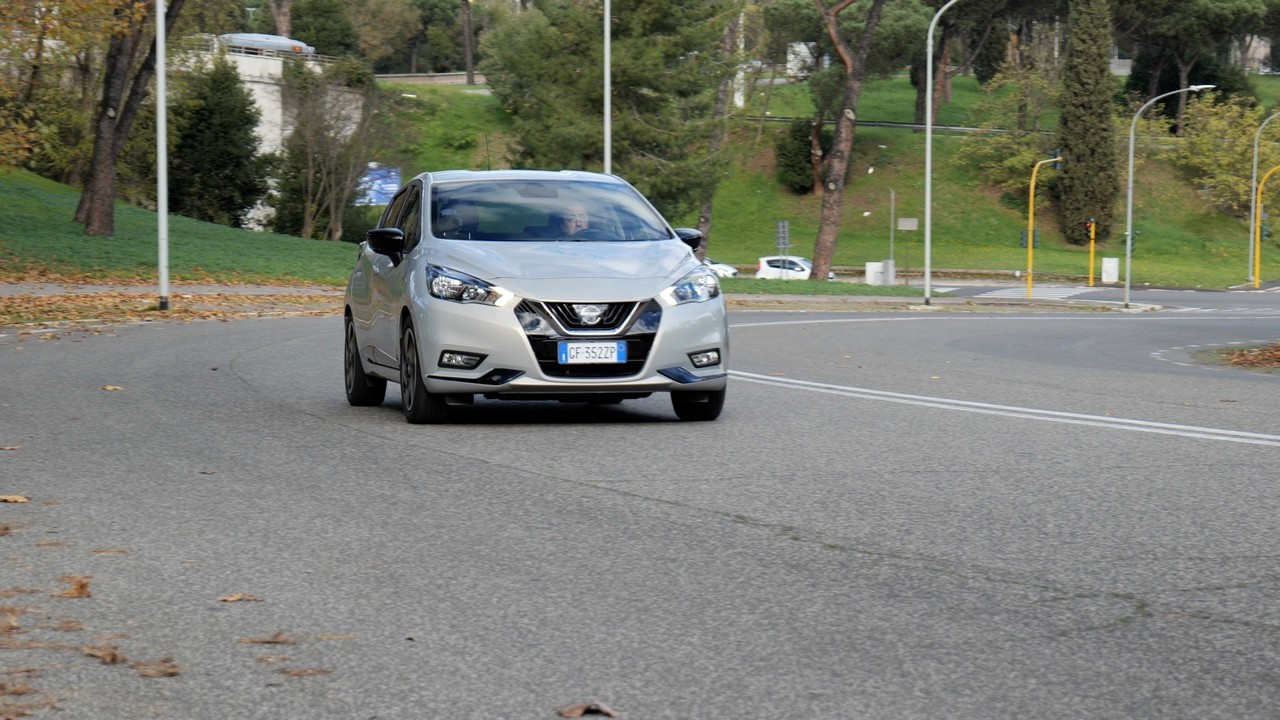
[603,0,611,175]
[1026,156,1061,299]
[1254,162,1280,288]
[1124,85,1214,308]
[1248,111,1280,283]
[924,0,964,306]
[156,0,169,312]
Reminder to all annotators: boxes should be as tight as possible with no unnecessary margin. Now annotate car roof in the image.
[411,169,628,186]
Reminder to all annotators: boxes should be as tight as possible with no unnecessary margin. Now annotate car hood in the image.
[431,240,700,300]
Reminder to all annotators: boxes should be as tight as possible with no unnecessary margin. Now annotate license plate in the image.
[557,341,627,364]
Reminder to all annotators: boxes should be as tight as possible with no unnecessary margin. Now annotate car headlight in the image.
[661,267,721,305]
[427,265,512,306]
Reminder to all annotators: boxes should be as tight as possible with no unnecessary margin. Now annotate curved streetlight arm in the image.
[1123,85,1215,308]
[923,0,964,306]
[1248,110,1280,282]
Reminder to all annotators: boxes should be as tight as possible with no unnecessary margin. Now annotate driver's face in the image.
[564,206,589,233]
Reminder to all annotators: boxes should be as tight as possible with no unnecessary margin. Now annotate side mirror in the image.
[366,227,406,256]
[674,227,704,252]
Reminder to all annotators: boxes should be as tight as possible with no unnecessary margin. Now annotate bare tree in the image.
[809,0,887,281]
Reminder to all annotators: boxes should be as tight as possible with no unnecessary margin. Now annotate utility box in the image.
[865,261,885,286]
[1101,257,1120,284]
[881,259,896,284]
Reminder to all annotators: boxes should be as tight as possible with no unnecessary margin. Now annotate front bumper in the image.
[414,294,728,397]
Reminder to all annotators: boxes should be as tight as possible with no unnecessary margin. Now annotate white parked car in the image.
[754,255,835,280]
[702,257,738,278]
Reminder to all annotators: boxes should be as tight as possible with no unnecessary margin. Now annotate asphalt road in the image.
[3,301,1280,719]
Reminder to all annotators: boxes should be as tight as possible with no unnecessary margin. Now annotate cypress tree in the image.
[1057,0,1118,244]
[171,58,270,227]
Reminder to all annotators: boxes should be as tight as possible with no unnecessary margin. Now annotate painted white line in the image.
[730,370,1280,447]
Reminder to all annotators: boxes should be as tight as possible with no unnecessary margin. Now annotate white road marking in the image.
[975,286,1097,300]
[730,370,1280,447]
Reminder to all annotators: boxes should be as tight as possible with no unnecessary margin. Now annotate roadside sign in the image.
[776,220,790,252]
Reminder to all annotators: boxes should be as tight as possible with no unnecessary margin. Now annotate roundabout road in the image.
[2,307,1280,719]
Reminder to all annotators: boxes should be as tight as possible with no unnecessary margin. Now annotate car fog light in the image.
[689,350,720,368]
[439,351,485,369]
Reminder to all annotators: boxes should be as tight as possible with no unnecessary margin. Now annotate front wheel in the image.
[400,322,449,424]
[345,317,386,407]
[671,387,726,422]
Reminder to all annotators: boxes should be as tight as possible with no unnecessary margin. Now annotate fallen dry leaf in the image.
[34,540,66,548]
[557,702,621,718]
[0,639,76,651]
[239,631,293,645]
[0,526,10,537]
[91,549,127,556]
[0,446,19,451]
[316,634,355,641]
[0,589,41,600]
[82,644,125,665]
[0,680,38,696]
[48,619,82,632]
[53,576,91,599]
[277,668,331,677]
[131,657,181,678]
[2,668,42,677]
[218,593,260,603]
[254,655,289,664]
[0,497,30,504]
[100,385,123,391]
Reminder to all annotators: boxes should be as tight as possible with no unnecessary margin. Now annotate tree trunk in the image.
[76,0,187,237]
[810,0,887,282]
[409,34,422,74]
[462,0,475,85]
[268,0,293,37]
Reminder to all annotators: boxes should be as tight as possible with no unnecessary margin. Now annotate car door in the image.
[367,185,420,368]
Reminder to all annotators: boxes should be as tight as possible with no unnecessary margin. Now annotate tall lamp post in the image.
[1123,85,1214,308]
[1025,156,1061,299]
[1248,110,1280,283]
[156,0,169,311]
[603,0,611,175]
[923,0,964,306]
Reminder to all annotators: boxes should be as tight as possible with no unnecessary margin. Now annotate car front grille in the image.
[515,299,662,378]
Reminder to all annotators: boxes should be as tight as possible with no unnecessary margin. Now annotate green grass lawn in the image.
[0,170,355,285]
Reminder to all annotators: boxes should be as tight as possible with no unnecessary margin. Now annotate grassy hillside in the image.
[2,75,1276,290]
[0,170,354,285]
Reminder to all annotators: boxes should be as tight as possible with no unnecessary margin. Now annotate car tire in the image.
[345,316,387,407]
[400,322,449,424]
[671,388,726,421]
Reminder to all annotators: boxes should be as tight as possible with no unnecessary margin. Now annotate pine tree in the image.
[1056,0,1118,244]
[480,0,734,219]
[171,57,270,227]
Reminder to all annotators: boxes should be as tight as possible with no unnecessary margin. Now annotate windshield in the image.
[429,179,673,242]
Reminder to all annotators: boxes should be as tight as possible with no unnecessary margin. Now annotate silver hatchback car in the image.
[343,170,729,423]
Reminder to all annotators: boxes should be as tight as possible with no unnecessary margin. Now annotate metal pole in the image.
[1088,217,1095,287]
[1026,157,1060,299]
[1255,164,1280,289]
[889,188,895,270]
[1249,111,1280,283]
[1124,85,1213,308]
[603,0,611,175]
[924,0,964,306]
[156,0,169,311]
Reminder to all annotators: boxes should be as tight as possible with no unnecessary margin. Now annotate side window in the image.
[397,188,422,251]
[380,188,409,229]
